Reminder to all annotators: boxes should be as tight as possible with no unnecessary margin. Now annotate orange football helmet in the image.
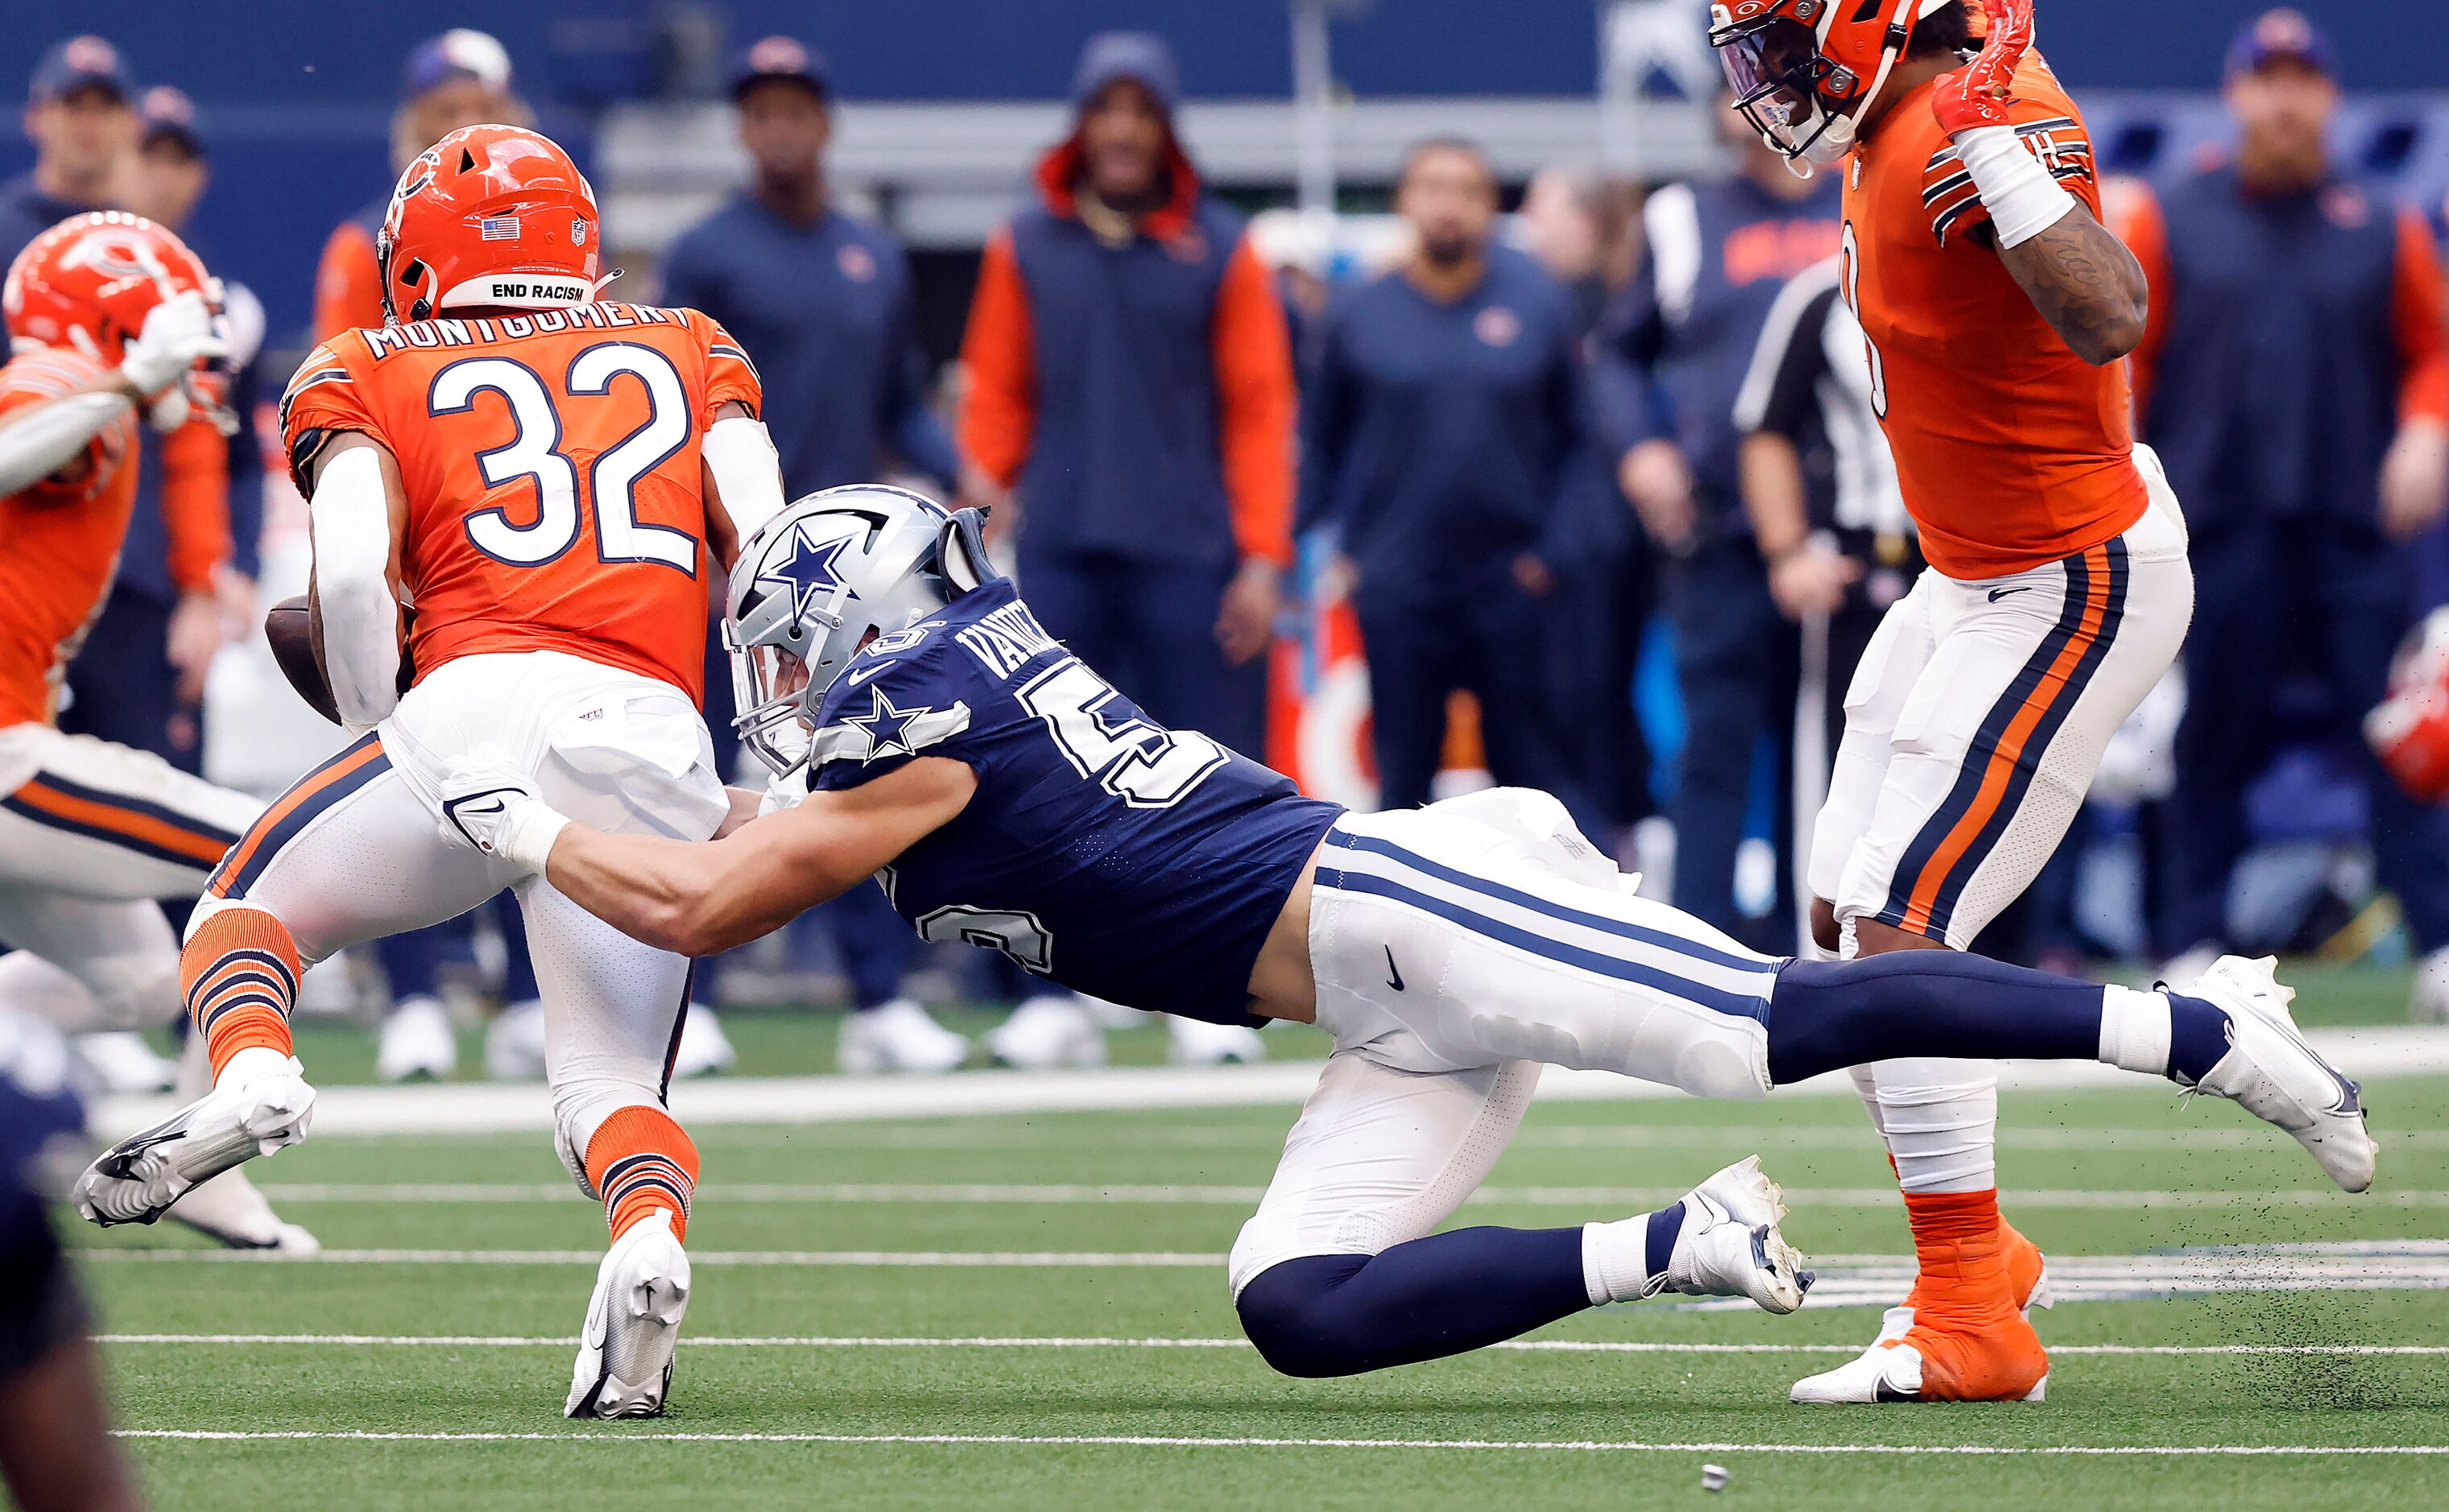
[1709,0,1964,170]
[2,210,216,366]
[379,122,603,324]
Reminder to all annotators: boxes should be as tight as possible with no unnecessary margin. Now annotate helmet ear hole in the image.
[1850,0,1881,21]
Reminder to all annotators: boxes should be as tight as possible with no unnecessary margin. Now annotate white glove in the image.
[118,290,225,397]
[438,755,569,873]
[757,762,812,817]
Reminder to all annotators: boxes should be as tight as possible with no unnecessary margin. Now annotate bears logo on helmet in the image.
[377,123,603,324]
[2,210,216,368]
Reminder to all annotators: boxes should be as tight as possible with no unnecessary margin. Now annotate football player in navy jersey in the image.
[436,486,2373,1389]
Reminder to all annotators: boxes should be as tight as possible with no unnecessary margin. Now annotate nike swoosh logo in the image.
[443,787,523,849]
[1384,945,1405,993]
[1987,585,2035,602]
[845,663,891,688]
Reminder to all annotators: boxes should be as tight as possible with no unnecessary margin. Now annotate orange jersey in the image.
[279,302,762,702]
[0,349,143,728]
[1841,55,2147,580]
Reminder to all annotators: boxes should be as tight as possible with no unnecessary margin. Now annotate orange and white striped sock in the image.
[585,1105,699,1244]
[182,907,300,1080]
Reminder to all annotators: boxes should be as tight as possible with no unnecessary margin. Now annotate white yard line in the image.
[89,1026,2449,1138]
[78,1248,1225,1266]
[93,1332,2449,1357]
[109,1428,2449,1455]
[242,1180,2449,1209]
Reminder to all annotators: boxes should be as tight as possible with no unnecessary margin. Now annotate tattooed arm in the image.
[1991,200,2149,367]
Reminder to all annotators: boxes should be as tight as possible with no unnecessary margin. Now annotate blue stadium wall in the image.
[0,1,2410,348]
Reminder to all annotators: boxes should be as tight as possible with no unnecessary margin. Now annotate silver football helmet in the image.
[725,485,997,776]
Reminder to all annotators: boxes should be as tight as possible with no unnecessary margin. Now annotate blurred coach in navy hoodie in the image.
[960,31,1296,759]
[1300,138,1601,824]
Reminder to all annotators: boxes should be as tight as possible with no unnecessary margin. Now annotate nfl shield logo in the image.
[572,219,589,246]
[479,216,519,241]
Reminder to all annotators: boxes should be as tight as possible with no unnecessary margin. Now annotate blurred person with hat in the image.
[959,31,1293,1069]
[2120,9,2449,1016]
[72,84,265,786]
[310,28,520,341]
[0,36,138,266]
[657,36,970,1075]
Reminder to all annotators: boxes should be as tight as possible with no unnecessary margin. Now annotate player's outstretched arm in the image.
[1934,0,2146,366]
[0,376,137,498]
[441,755,978,958]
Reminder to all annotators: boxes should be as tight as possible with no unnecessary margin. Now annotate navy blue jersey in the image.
[809,579,1341,1023]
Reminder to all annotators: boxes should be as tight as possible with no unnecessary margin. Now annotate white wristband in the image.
[1951,125,2078,250]
[500,799,572,874]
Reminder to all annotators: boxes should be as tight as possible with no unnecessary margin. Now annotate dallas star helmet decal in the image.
[844,686,927,761]
[755,523,859,626]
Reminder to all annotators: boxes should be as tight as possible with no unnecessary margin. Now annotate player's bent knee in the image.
[1234,1254,1376,1378]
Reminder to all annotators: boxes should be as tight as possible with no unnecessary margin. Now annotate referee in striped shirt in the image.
[1731,257,1920,947]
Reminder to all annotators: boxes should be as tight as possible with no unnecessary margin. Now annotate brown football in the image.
[264,595,413,725]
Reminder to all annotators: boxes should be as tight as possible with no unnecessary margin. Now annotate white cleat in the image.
[376,994,459,1082]
[567,1209,691,1419]
[2180,955,2377,1192]
[73,1031,178,1094]
[1655,1155,1812,1315]
[837,998,969,1074]
[72,1051,316,1227]
[669,1003,735,1079]
[1788,1317,2050,1405]
[986,994,1107,1070]
[486,998,549,1080]
[1167,1015,1266,1067]
[165,1167,321,1254]
[2411,945,2449,1026]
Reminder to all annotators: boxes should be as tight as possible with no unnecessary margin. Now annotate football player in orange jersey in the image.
[1711,0,2208,1403]
[73,126,788,1419]
[0,212,319,1253]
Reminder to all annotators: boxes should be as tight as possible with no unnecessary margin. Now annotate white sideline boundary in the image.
[94,1332,2449,1357]
[110,1428,2449,1455]
[79,1241,2449,1307]
[89,1027,2449,1138]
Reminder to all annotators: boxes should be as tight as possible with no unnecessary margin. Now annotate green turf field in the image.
[68,1045,2449,1509]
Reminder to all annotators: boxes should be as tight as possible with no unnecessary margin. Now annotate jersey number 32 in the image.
[428,341,698,573]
